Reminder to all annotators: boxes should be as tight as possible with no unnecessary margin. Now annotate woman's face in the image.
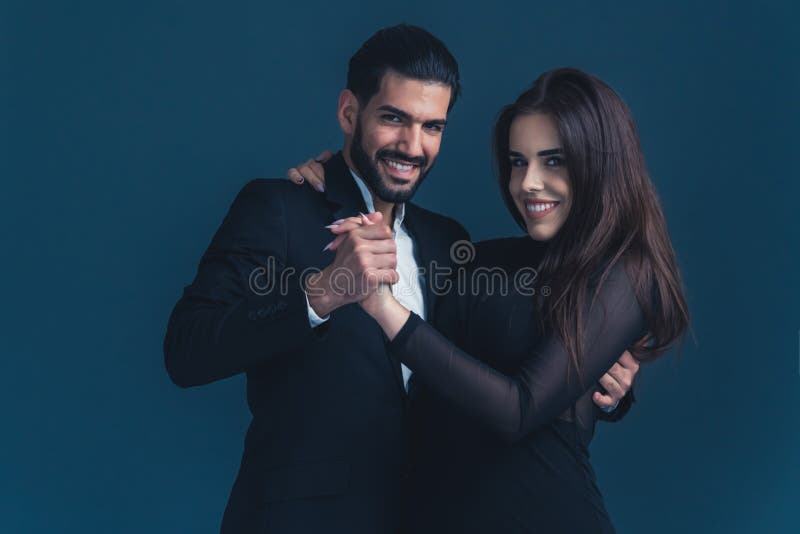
[508,113,572,242]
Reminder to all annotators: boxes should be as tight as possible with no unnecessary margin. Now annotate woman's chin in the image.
[526,227,555,242]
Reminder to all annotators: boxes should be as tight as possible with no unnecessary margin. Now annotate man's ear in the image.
[337,89,359,135]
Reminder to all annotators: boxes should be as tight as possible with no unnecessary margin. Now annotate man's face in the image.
[349,71,451,203]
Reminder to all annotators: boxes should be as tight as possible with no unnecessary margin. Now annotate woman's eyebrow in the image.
[536,148,563,156]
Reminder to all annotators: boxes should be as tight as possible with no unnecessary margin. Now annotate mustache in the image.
[376,149,427,168]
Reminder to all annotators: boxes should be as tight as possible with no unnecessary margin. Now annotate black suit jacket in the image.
[164,153,470,533]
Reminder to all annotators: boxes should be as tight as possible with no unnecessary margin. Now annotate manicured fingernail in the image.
[322,240,335,252]
[359,212,374,225]
[315,183,325,192]
[324,223,339,229]
[332,218,345,225]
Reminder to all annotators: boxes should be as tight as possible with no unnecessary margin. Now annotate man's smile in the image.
[379,157,419,181]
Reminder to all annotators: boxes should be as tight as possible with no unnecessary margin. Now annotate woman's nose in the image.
[522,168,545,192]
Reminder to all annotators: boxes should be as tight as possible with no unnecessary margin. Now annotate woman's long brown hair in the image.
[494,68,689,373]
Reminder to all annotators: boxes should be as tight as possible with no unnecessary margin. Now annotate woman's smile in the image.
[524,199,561,219]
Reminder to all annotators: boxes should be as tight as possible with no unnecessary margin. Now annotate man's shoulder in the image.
[237,177,311,196]
[234,178,327,208]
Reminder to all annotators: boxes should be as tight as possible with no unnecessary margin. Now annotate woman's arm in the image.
[366,263,647,443]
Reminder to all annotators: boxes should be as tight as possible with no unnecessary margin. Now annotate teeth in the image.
[385,159,414,172]
[526,202,557,213]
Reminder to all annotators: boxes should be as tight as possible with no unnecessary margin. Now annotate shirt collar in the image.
[349,168,406,229]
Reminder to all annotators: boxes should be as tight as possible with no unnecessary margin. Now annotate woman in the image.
[293,68,688,532]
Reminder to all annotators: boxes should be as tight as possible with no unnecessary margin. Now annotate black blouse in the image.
[389,237,647,444]
[393,237,647,533]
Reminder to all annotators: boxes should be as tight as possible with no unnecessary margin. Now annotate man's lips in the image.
[380,157,419,180]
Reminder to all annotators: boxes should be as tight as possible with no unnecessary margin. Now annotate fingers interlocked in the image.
[321,212,399,298]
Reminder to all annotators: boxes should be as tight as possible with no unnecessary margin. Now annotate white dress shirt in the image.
[306,169,425,391]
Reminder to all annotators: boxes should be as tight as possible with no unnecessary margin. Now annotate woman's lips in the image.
[524,200,560,219]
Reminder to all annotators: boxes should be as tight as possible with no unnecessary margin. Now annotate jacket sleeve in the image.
[163,179,316,387]
[388,262,647,443]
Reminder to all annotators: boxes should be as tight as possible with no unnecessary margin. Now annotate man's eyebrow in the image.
[536,148,563,156]
[377,105,411,119]
[377,105,447,126]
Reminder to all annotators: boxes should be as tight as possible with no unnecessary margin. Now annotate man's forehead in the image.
[367,71,451,119]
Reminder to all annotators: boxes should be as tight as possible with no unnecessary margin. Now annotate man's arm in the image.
[163,179,315,387]
[595,350,640,421]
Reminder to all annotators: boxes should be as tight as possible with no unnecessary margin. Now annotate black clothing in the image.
[390,237,647,533]
[163,153,470,533]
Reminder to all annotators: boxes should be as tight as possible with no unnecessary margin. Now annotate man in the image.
[164,24,636,533]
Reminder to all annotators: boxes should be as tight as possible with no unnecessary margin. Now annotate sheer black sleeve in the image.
[388,262,647,443]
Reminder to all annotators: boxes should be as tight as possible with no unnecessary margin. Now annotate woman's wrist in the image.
[377,297,411,340]
[362,287,410,340]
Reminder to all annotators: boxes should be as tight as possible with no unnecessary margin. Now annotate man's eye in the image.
[545,156,564,167]
[382,114,401,123]
[424,124,443,133]
[510,158,527,168]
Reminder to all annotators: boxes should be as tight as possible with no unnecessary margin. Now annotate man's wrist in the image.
[305,272,336,318]
[305,291,329,327]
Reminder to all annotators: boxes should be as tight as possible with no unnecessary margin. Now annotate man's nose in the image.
[398,125,423,158]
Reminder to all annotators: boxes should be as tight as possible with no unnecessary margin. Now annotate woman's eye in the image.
[510,158,527,168]
[545,156,564,167]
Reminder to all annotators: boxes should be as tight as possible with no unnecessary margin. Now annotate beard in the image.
[349,119,434,204]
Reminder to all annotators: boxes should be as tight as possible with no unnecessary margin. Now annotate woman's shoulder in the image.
[472,236,546,269]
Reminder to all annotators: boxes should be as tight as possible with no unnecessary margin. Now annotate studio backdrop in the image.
[2,1,798,533]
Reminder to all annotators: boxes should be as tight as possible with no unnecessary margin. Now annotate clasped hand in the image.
[305,211,400,318]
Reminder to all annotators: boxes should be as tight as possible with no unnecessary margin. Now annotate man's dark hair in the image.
[347,24,461,111]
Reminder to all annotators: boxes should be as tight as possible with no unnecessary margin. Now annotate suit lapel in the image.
[322,152,369,223]
[403,204,442,324]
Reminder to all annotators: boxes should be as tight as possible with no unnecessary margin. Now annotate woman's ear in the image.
[337,89,359,135]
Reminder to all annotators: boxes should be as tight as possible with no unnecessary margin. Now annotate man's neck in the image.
[371,195,395,227]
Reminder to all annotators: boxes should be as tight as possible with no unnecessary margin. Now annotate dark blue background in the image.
[4,1,798,532]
